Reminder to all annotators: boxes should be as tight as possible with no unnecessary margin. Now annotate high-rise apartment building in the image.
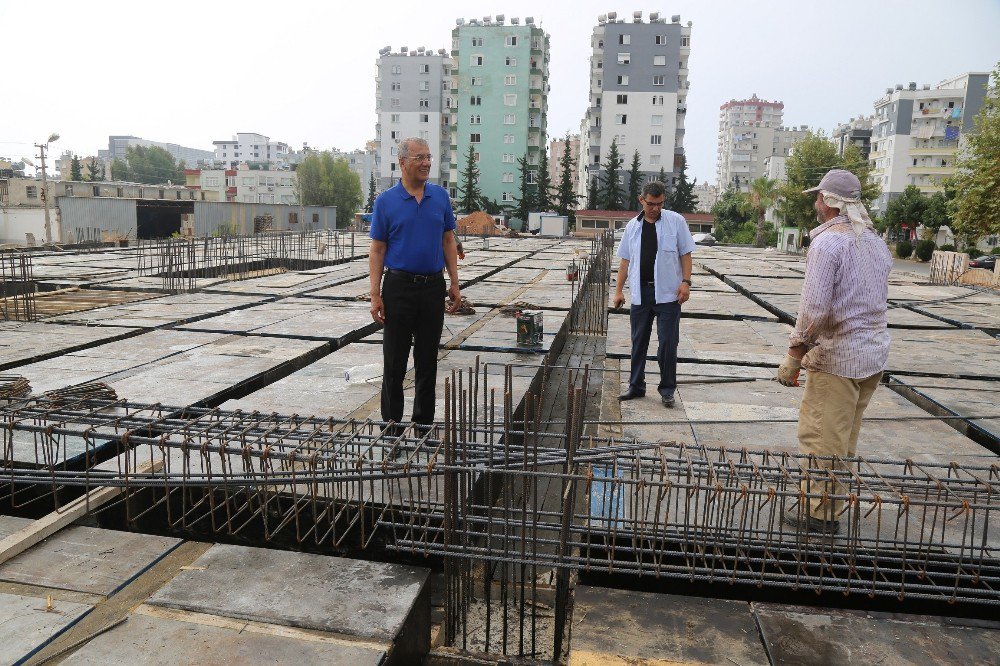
[831,116,874,160]
[869,72,989,214]
[374,47,453,192]
[98,135,215,166]
[548,134,579,193]
[716,95,807,191]
[212,133,291,168]
[581,12,690,198]
[448,15,550,208]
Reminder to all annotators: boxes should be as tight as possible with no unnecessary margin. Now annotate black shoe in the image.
[618,389,645,401]
[661,394,675,408]
[783,511,840,535]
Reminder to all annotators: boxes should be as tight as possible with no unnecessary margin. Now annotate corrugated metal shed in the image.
[191,202,337,236]
[57,197,137,238]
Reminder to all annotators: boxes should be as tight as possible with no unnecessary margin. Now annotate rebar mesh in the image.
[0,250,37,321]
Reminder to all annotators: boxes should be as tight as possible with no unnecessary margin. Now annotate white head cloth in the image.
[821,190,874,239]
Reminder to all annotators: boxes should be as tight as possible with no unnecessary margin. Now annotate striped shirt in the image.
[789,216,892,379]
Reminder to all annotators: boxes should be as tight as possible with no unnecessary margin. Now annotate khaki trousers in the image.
[797,369,882,521]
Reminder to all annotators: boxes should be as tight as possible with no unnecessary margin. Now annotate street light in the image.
[34,133,60,244]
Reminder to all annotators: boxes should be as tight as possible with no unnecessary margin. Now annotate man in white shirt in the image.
[612,181,696,408]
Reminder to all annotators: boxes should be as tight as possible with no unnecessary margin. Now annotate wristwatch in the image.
[682,278,692,286]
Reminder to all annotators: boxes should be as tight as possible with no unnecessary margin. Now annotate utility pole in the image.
[34,133,60,244]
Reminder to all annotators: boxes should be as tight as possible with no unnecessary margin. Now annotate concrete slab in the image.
[753,602,1000,665]
[569,586,768,665]
[61,609,387,665]
[0,516,181,596]
[0,591,92,664]
[147,544,429,657]
[46,293,267,328]
[0,321,140,368]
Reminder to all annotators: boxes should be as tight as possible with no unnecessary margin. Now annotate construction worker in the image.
[777,169,892,534]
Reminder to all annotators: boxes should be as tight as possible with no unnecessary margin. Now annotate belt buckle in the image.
[414,274,429,283]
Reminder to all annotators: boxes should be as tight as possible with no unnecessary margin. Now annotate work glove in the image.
[777,354,802,387]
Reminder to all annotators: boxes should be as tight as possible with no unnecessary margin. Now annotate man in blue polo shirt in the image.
[369,137,461,427]
[612,181,696,408]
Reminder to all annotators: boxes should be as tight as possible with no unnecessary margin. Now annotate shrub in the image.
[938,244,956,252]
[896,240,913,259]
[915,239,936,262]
[992,247,1000,255]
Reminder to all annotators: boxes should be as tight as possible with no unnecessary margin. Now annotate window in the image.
[618,34,630,45]
[615,114,627,125]
[64,184,73,196]
[391,162,397,171]
[419,81,429,91]
[391,98,400,107]
[650,154,661,165]
[391,113,400,122]
[617,75,628,85]
[681,36,690,47]
[596,59,603,69]
[471,37,483,47]
[419,98,429,108]
[419,64,430,74]
[504,93,517,106]
[470,114,482,124]
[420,114,429,123]
[502,173,514,183]
[391,82,401,91]
[652,96,664,105]
[653,55,666,66]
[470,133,481,143]
[288,212,298,225]
[505,75,517,85]
[503,134,515,144]
[655,34,667,45]
[205,177,220,187]
[650,135,662,145]
[651,115,663,126]
[653,75,664,86]
[505,35,517,46]
[470,95,482,105]
[504,114,516,124]
[616,94,628,104]
[505,56,517,66]
[472,77,483,86]
[470,54,483,66]
[390,147,398,156]
[502,153,515,163]
[391,65,401,74]
[242,177,255,185]
[502,192,514,202]
[618,52,630,65]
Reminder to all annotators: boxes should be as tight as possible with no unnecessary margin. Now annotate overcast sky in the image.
[2,1,997,185]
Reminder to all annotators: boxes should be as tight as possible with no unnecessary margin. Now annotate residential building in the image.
[98,135,214,166]
[581,12,690,198]
[548,134,580,195]
[55,151,111,181]
[716,94,808,192]
[691,181,717,212]
[831,116,874,160]
[212,133,291,169]
[333,148,380,195]
[184,166,297,204]
[447,16,550,208]
[374,46,453,192]
[869,72,990,214]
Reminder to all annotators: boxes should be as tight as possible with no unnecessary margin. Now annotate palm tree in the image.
[742,177,780,247]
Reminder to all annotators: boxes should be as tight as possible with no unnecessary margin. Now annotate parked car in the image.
[969,255,997,270]
[692,233,716,246]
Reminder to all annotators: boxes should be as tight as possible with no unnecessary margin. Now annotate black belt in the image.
[385,268,443,284]
[642,281,655,287]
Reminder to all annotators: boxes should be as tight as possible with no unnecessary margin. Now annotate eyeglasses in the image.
[641,198,665,208]
[405,154,433,163]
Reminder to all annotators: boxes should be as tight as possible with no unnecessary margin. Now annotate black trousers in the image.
[380,271,446,424]
[628,283,680,398]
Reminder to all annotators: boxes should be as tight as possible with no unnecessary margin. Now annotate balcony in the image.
[909,146,958,156]
[906,166,954,175]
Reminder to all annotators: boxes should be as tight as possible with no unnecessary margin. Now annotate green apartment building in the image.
[448,16,550,215]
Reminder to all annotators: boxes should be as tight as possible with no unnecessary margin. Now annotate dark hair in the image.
[641,181,666,199]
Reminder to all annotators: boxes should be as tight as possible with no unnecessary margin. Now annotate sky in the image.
[2,1,997,185]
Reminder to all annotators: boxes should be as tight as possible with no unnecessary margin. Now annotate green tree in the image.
[69,155,83,181]
[586,176,600,210]
[296,152,362,227]
[112,145,185,185]
[776,134,878,232]
[535,150,553,212]
[669,156,698,213]
[710,188,751,243]
[741,177,780,247]
[554,133,580,225]
[365,172,377,213]
[457,145,483,214]
[600,139,625,210]
[950,61,1000,241]
[657,166,667,184]
[87,157,105,182]
[884,185,929,239]
[922,191,951,231]
[510,153,537,226]
[626,150,642,211]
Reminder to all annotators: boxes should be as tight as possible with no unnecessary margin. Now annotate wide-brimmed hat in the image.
[803,169,861,199]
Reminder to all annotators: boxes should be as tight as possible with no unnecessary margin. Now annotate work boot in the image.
[661,394,675,408]
[618,388,645,401]
[782,511,841,535]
